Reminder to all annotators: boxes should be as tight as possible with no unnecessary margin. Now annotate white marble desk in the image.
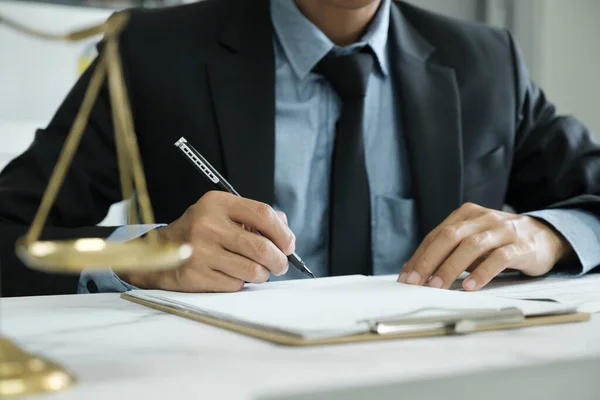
[2,293,600,400]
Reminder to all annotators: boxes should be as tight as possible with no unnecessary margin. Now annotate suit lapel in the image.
[390,4,464,236]
[206,0,275,205]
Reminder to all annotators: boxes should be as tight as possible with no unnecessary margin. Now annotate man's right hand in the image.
[120,191,295,292]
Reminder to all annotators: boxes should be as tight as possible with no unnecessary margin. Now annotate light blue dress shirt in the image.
[79,0,600,293]
[269,0,417,280]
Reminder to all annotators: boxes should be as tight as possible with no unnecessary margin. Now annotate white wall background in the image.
[0,1,120,225]
[536,0,600,138]
[0,1,112,122]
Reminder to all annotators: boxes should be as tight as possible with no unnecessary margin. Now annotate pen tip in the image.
[301,264,315,279]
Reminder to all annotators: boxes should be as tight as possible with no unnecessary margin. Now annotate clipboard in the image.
[121,292,590,347]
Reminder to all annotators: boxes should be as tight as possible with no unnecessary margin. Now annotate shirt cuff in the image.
[525,209,600,275]
[77,224,165,294]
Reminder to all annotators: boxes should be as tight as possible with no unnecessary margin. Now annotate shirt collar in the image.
[271,0,391,80]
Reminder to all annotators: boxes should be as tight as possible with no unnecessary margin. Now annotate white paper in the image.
[472,274,600,313]
[128,276,571,339]
[377,273,600,313]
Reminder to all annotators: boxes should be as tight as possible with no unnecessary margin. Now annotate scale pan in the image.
[16,238,192,273]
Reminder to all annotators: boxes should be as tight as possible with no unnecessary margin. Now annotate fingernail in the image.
[406,271,421,285]
[464,278,477,291]
[429,276,443,289]
[398,271,408,283]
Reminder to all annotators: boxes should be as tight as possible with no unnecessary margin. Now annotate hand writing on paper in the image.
[398,203,573,291]
[120,191,294,292]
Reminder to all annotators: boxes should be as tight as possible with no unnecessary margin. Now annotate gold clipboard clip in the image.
[366,307,525,335]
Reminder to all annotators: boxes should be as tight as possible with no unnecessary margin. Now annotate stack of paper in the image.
[377,273,600,313]
[466,273,600,313]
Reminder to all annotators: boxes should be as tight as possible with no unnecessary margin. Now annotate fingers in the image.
[243,211,287,233]
[428,228,514,289]
[171,261,245,293]
[174,241,273,292]
[142,192,293,293]
[204,269,246,292]
[210,248,271,283]
[400,202,485,282]
[463,245,520,291]
[222,223,289,276]
[401,210,505,286]
[275,211,289,226]
[171,236,274,293]
[226,197,296,255]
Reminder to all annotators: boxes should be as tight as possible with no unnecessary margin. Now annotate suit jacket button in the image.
[86,280,98,293]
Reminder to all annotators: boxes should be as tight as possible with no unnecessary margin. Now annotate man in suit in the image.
[1,0,599,297]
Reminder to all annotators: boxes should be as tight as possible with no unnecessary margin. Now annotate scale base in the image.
[0,337,75,397]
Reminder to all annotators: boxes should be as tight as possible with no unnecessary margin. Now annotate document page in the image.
[128,276,572,339]
[378,273,600,313]
[470,274,600,313]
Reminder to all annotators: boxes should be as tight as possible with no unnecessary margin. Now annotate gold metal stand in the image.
[11,12,192,270]
[0,338,75,397]
[0,12,192,397]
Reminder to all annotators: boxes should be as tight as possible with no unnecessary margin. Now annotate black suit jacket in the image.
[2,0,600,296]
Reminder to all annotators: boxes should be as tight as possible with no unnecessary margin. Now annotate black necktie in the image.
[315,51,374,276]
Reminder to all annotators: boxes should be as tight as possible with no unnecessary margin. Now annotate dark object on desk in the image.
[2,0,600,295]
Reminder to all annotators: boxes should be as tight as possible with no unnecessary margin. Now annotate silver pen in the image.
[174,137,315,279]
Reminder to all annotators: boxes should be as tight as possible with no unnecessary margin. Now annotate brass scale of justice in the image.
[0,12,192,397]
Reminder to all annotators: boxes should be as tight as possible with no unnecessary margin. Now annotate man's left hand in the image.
[398,203,573,291]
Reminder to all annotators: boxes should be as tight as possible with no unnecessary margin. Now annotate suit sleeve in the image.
[505,30,600,214]
[0,51,122,296]
[504,30,600,273]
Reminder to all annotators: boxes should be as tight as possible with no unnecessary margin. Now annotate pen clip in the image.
[174,137,220,184]
[174,136,240,195]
